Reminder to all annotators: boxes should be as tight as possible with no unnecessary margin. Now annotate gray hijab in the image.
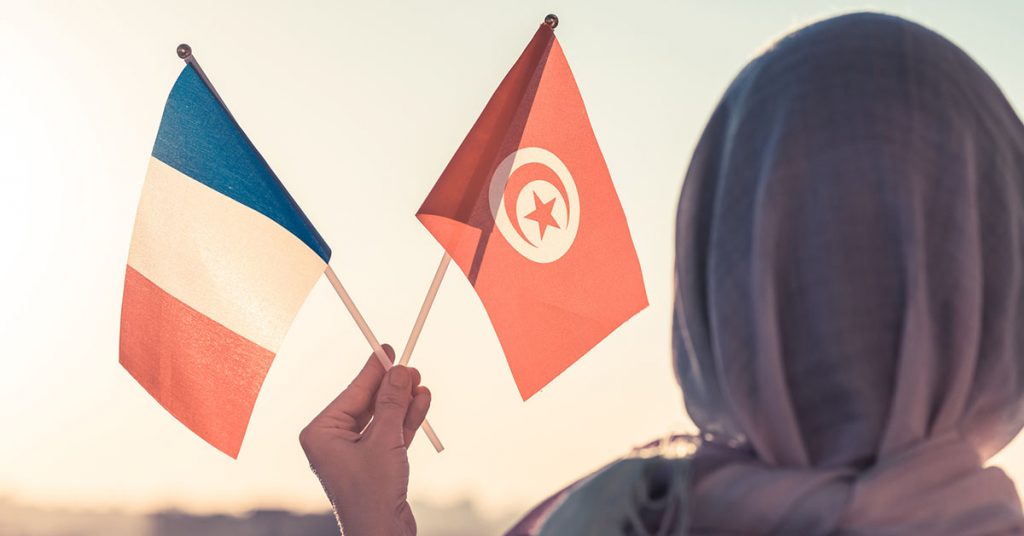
[675,12,1024,535]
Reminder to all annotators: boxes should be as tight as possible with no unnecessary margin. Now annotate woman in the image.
[300,12,1024,535]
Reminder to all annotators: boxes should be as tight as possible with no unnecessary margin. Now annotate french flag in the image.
[120,62,330,458]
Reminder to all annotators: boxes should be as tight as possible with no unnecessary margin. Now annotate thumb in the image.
[366,365,413,447]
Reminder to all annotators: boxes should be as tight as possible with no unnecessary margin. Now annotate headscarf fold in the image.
[674,12,1024,535]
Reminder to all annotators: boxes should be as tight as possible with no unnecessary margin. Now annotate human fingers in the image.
[403,386,431,447]
[364,365,414,448]
[312,345,394,432]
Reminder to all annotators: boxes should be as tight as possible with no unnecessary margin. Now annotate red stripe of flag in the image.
[119,266,275,458]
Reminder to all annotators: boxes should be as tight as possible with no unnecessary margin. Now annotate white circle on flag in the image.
[489,147,580,263]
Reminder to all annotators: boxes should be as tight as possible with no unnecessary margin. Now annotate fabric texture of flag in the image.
[120,63,330,458]
[416,24,648,399]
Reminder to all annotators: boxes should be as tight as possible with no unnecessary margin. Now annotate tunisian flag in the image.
[417,24,647,399]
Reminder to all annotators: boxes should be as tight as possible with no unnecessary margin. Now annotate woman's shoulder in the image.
[506,434,698,536]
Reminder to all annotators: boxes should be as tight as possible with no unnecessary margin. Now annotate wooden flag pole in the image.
[325,265,445,453]
[397,14,559,369]
[399,253,451,366]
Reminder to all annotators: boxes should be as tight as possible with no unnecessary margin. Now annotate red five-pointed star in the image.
[524,191,561,240]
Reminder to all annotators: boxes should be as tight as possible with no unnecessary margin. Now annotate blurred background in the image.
[1,1,1022,534]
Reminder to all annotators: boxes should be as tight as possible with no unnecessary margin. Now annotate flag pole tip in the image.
[176,43,192,60]
[544,14,559,29]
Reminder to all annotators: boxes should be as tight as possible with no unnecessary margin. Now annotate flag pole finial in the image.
[176,43,192,61]
[544,14,559,29]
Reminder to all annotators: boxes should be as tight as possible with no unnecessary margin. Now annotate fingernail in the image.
[389,366,409,387]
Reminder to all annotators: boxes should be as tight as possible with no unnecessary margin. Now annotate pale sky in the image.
[2,0,1023,522]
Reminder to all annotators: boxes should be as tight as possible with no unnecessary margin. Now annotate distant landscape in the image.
[0,497,519,536]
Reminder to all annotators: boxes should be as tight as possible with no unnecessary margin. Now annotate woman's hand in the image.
[300,345,431,536]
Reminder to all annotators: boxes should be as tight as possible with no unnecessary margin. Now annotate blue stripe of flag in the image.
[152,64,331,262]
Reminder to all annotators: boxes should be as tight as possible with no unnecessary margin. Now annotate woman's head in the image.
[674,12,1024,533]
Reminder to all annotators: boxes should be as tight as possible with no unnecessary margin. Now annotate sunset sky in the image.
[2,0,1023,524]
